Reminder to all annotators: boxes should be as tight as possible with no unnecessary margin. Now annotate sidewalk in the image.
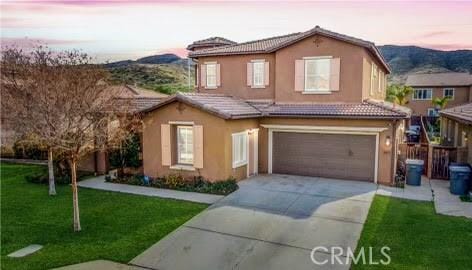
[431,179,472,218]
[376,177,433,201]
[1,158,47,166]
[78,176,223,204]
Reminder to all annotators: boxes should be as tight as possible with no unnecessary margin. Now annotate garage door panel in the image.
[272,132,375,182]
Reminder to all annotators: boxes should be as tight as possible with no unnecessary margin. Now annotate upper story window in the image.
[413,88,432,100]
[444,88,454,99]
[370,63,378,94]
[304,58,331,92]
[252,61,265,87]
[206,63,217,88]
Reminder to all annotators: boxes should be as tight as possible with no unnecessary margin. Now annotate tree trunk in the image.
[48,148,56,196]
[71,159,81,232]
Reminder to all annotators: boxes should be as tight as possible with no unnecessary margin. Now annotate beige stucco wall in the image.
[196,53,276,101]
[142,101,258,181]
[257,117,397,185]
[408,86,470,116]
[193,34,389,104]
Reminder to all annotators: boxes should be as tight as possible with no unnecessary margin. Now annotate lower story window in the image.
[232,131,248,168]
[177,126,193,165]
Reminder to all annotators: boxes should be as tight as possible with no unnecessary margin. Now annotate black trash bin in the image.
[406,159,424,186]
[448,165,471,195]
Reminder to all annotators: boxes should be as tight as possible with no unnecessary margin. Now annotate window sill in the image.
[170,165,196,171]
[251,85,266,89]
[302,91,332,95]
[204,86,218,90]
[232,161,248,169]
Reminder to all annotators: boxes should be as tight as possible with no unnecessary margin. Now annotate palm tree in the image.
[386,84,413,106]
[432,96,450,111]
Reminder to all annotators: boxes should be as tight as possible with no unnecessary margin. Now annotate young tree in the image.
[432,96,450,111]
[386,84,413,106]
[1,46,139,231]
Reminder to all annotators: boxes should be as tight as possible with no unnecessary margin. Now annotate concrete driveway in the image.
[131,174,377,270]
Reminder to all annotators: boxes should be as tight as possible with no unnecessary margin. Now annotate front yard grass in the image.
[1,163,207,270]
[354,195,472,270]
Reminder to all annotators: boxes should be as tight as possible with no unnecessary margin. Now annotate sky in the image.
[1,0,472,63]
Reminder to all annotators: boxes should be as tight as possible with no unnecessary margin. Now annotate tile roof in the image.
[142,93,262,119]
[188,26,390,73]
[252,101,409,119]
[186,37,237,50]
[440,103,472,124]
[110,85,168,112]
[142,93,409,119]
[406,72,472,87]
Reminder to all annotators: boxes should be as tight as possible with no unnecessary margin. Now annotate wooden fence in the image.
[431,146,457,179]
[398,143,458,179]
[398,143,429,174]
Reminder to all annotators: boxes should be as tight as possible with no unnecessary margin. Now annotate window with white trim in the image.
[232,131,248,168]
[252,61,265,87]
[370,64,378,94]
[444,88,454,99]
[304,58,331,91]
[206,63,217,88]
[177,126,193,165]
[427,108,439,117]
[413,89,432,100]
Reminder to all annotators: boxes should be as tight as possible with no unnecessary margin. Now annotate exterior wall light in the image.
[385,136,391,147]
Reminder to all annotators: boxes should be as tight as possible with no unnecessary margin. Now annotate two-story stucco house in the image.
[141,26,410,185]
[405,72,472,116]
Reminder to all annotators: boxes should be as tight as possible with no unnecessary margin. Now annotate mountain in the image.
[104,53,195,95]
[378,45,472,83]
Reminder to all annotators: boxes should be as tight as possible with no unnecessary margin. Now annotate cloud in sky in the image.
[1,1,471,62]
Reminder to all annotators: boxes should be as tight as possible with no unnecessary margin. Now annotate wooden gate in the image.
[398,143,429,174]
[431,146,457,179]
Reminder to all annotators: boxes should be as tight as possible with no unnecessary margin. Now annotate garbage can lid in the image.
[406,159,424,165]
[448,165,471,173]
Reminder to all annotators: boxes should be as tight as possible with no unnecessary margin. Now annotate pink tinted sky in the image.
[1,0,471,62]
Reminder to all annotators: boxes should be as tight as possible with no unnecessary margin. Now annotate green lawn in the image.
[354,195,472,270]
[1,163,207,270]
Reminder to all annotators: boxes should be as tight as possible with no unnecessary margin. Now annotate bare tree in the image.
[1,46,139,231]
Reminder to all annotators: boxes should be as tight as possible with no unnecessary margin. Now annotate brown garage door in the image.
[272,132,376,181]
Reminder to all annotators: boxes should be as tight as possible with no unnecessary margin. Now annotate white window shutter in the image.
[294,59,305,92]
[329,58,341,91]
[247,62,253,86]
[193,125,203,169]
[200,64,206,88]
[216,64,221,87]
[264,62,270,86]
[161,124,171,166]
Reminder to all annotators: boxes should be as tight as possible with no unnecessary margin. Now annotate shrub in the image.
[109,133,142,169]
[108,174,238,195]
[0,146,15,158]
[25,170,92,185]
[13,138,47,160]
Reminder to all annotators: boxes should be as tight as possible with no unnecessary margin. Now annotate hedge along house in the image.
[141,26,411,185]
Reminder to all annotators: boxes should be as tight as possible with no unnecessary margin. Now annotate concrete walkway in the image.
[431,179,472,218]
[53,260,146,270]
[78,176,223,204]
[131,174,377,270]
[376,177,433,201]
[0,158,47,166]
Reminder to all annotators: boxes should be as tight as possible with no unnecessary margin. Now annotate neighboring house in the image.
[141,26,411,185]
[439,103,472,162]
[78,84,167,174]
[405,72,472,116]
